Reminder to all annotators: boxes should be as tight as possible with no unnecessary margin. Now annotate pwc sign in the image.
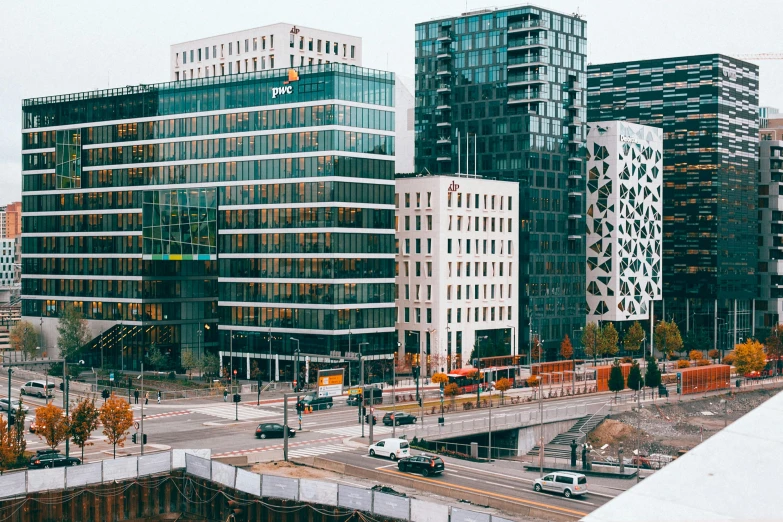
[447,181,460,192]
[271,69,300,99]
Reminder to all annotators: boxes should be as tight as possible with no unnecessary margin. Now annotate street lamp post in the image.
[291,338,300,390]
[348,328,352,387]
[410,331,421,401]
[476,336,487,408]
[393,342,400,438]
[268,328,273,382]
[358,341,369,437]
[538,336,544,477]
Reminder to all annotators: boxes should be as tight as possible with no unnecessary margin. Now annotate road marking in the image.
[212,436,344,457]
[289,444,353,459]
[189,405,279,421]
[378,468,588,517]
[134,410,190,422]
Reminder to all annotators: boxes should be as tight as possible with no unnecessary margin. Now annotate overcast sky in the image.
[2,0,782,206]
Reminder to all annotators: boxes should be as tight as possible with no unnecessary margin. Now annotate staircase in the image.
[527,413,607,459]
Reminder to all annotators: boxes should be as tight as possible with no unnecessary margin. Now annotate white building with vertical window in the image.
[170,23,362,81]
[395,174,519,376]
[0,239,15,287]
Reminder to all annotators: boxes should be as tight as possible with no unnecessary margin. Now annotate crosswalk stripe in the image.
[189,405,279,421]
[315,425,393,437]
[288,444,351,458]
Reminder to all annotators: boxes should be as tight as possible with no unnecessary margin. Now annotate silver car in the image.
[0,399,29,413]
[20,381,54,398]
[533,471,588,498]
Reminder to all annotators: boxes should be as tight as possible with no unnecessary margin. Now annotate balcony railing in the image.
[508,19,549,32]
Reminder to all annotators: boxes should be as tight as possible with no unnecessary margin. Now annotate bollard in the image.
[470,442,479,459]
[618,442,625,473]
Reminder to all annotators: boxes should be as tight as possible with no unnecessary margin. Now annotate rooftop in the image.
[582,388,783,522]
[171,22,361,47]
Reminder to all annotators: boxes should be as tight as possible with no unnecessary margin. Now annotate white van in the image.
[20,381,54,398]
[368,438,410,461]
[534,471,588,498]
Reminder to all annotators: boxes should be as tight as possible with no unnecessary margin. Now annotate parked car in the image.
[382,412,417,426]
[368,438,410,461]
[533,472,588,498]
[398,454,445,476]
[255,423,296,439]
[20,381,55,398]
[302,394,333,410]
[28,451,81,469]
[0,399,28,414]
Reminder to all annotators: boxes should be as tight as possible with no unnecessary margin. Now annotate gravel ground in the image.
[588,388,779,458]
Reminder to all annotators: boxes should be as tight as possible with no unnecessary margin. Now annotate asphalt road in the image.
[320,447,620,517]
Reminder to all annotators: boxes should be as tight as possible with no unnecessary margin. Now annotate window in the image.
[405,193,410,207]
[405,308,410,322]
[427,308,432,323]
[270,55,274,68]
[351,45,356,58]
[228,42,232,55]
[405,239,410,254]
[427,285,432,300]
[261,36,266,50]
[405,216,410,231]
[308,38,313,51]
[317,39,322,52]
[270,35,274,48]
[253,38,258,51]
[405,284,410,299]
[416,192,421,207]
[290,34,295,48]
[447,239,452,254]
[290,55,294,67]
[416,216,421,230]
[427,192,432,207]
[333,41,338,54]
[427,215,433,230]
[245,39,249,52]
[300,36,304,50]
[427,238,432,254]
[415,238,421,253]
[190,49,194,62]
[198,48,202,61]
[427,262,432,277]
[415,308,421,323]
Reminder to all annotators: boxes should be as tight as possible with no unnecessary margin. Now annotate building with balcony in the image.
[758,138,783,329]
[21,64,397,376]
[415,5,587,360]
[170,24,361,81]
[588,55,759,353]
[395,174,519,374]
[585,121,663,328]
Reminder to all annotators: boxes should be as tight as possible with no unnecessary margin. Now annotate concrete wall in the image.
[516,419,576,454]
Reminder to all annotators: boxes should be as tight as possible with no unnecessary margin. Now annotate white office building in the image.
[395,175,519,375]
[585,121,663,323]
[170,23,361,81]
[0,239,15,287]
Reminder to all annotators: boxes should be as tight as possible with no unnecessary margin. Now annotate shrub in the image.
[689,350,704,361]
[621,356,634,364]
[722,353,736,366]
[677,360,691,369]
[696,359,711,366]
[167,371,177,380]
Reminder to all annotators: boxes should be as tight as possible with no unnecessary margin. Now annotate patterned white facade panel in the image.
[585,121,663,322]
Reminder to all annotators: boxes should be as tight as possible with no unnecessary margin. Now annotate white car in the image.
[368,438,411,461]
[534,471,588,498]
[0,399,29,413]
[20,381,55,398]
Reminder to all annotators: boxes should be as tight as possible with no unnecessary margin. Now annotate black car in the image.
[29,450,81,469]
[382,412,417,426]
[255,422,296,439]
[302,394,333,411]
[398,454,445,476]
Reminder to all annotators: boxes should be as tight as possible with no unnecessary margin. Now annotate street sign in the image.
[110,373,115,382]
[133,421,139,430]
[344,352,359,360]
[317,368,344,398]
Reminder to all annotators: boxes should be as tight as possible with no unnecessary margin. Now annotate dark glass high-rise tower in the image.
[588,55,759,352]
[21,64,397,376]
[415,6,587,360]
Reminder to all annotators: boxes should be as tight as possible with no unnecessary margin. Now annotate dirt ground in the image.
[249,460,342,480]
[588,388,779,458]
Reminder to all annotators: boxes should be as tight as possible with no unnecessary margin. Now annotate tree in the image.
[689,350,703,362]
[181,351,198,379]
[644,357,662,400]
[623,322,645,354]
[468,337,509,363]
[560,335,573,360]
[607,361,625,399]
[530,335,543,362]
[146,344,168,371]
[431,372,448,386]
[677,359,691,369]
[627,361,643,392]
[708,349,720,362]
[654,320,683,360]
[599,323,619,358]
[10,321,39,360]
[582,323,600,362]
[34,403,69,450]
[0,415,25,471]
[200,353,220,378]
[444,383,459,407]
[494,377,512,404]
[683,330,710,356]
[722,353,736,366]
[57,304,91,361]
[732,339,767,376]
[99,394,134,458]
[70,398,100,461]
[764,325,783,375]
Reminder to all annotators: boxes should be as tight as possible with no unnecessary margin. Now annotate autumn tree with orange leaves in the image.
[99,394,133,458]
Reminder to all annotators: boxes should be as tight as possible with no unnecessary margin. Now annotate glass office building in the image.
[588,55,759,352]
[415,6,587,360]
[21,64,397,375]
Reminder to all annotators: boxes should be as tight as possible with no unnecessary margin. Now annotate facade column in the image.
[733,299,738,348]
[686,299,690,333]
[714,299,718,353]
[752,299,756,337]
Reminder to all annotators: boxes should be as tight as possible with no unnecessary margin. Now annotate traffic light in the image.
[412,365,420,379]
[142,434,147,444]
[440,390,444,400]
[132,433,137,444]
[418,397,423,407]
[233,393,241,403]
[295,400,303,413]
[472,358,479,368]
[101,389,110,400]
